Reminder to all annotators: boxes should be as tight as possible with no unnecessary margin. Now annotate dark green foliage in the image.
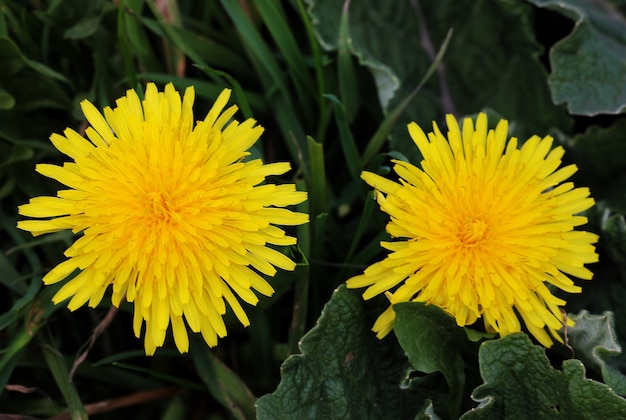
[1,0,626,418]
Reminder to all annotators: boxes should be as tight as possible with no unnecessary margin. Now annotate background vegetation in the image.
[2,0,626,418]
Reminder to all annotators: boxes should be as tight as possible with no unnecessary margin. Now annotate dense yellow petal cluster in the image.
[18,83,308,355]
[347,113,598,347]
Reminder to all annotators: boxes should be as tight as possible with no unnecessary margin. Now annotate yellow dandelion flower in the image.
[18,83,308,355]
[347,113,598,347]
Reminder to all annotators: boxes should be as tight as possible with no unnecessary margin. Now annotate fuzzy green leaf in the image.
[256,285,441,419]
[462,333,626,419]
[526,0,626,115]
[393,302,471,419]
[306,0,570,163]
[567,310,626,396]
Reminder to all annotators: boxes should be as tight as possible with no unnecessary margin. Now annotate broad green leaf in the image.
[306,0,570,164]
[564,119,626,178]
[461,333,626,419]
[393,302,474,418]
[305,0,422,110]
[257,285,440,419]
[428,0,571,138]
[361,28,453,165]
[525,0,626,115]
[567,310,626,396]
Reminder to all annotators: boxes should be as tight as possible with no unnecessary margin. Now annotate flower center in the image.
[148,191,181,224]
[457,218,488,246]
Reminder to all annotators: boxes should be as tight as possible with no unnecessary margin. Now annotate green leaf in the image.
[257,285,437,419]
[0,251,23,293]
[525,0,626,115]
[0,278,40,331]
[121,0,162,74]
[428,0,571,137]
[307,136,327,218]
[307,0,570,164]
[0,36,69,83]
[563,118,626,181]
[461,333,626,419]
[558,119,626,213]
[602,213,626,273]
[325,94,362,180]
[0,282,64,391]
[64,1,114,40]
[567,310,626,396]
[219,0,308,172]
[393,302,473,418]
[254,0,316,109]
[41,340,87,419]
[337,0,360,122]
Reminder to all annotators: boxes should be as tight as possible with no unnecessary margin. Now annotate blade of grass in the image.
[219,0,308,169]
[289,180,312,355]
[50,387,181,420]
[121,0,162,73]
[112,361,206,392]
[117,0,139,90]
[0,3,7,37]
[143,2,249,74]
[194,64,253,119]
[337,0,359,123]
[361,28,453,165]
[0,328,30,392]
[41,339,87,419]
[351,230,391,267]
[343,190,377,266]
[70,361,162,391]
[325,93,361,180]
[246,309,273,386]
[295,0,329,142]
[254,0,315,124]
[5,230,73,257]
[0,278,40,330]
[190,337,256,420]
[287,261,310,356]
[306,135,326,219]
[0,252,24,293]
[219,0,287,97]
[0,282,65,391]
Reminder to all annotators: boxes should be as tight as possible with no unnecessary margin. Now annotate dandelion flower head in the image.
[18,83,308,355]
[347,113,598,347]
